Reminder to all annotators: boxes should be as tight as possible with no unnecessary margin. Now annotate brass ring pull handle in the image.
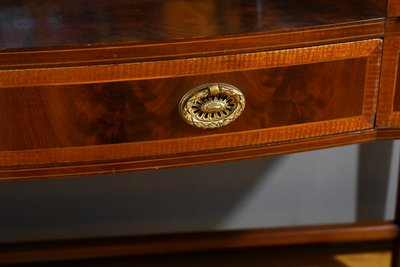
[179,83,245,129]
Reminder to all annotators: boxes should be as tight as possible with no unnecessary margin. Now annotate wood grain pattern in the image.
[0,20,384,70]
[3,128,400,181]
[388,0,400,16]
[0,40,382,180]
[0,129,377,180]
[0,0,384,51]
[0,222,396,264]
[0,39,381,88]
[0,1,395,265]
[376,34,400,126]
[0,58,368,151]
[386,18,400,34]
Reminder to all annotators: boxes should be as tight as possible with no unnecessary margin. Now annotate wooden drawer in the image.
[0,39,382,176]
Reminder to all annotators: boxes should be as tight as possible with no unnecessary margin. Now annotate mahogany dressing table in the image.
[0,0,400,265]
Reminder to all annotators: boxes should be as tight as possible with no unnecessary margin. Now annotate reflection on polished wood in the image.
[0,0,399,265]
[0,0,385,68]
[0,39,382,180]
[0,58,368,150]
[0,0,384,50]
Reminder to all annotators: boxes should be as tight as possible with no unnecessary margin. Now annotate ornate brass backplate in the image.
[179,83,245,129]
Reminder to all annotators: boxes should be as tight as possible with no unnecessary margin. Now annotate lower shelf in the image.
[0,222,396,264]
[25,243,394,267]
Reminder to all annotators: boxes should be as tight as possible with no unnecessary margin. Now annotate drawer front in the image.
[0,39,382,167]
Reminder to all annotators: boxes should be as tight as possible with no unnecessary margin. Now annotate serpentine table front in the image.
[1,0,400,265]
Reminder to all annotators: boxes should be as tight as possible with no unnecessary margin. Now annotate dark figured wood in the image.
[0,1,396,266]
[0,0,385,69]
[0,58,368,151]
[0,222,396,264]
[0,20,384,70]
[0,0,384,51]
[0,40,382,180]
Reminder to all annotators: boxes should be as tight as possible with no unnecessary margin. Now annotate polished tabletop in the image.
[0,0,383,51]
